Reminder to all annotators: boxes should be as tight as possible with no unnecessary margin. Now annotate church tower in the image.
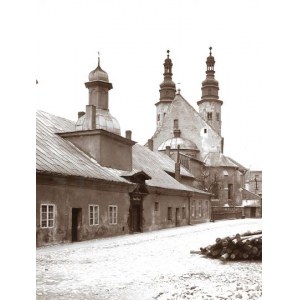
[155,50,176,129]
[197,47,223,136]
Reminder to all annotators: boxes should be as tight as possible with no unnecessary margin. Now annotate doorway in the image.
[131,204,141,233]
[72,208,82,242]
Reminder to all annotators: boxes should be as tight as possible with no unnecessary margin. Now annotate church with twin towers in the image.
[36,47,261,246]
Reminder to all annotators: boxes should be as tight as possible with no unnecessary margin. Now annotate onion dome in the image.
[88,55,109,82]
[158,137,198,151]
[76,109,121,135]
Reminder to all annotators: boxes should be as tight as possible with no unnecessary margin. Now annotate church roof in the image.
[75,109,121,135]
[226,156,248,172]
[203,152,239,168]
[158,137,198,151]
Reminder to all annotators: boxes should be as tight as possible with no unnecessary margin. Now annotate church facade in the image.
[148,48,253,209]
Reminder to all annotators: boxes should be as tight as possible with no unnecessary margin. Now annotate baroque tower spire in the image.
[197,47,223,136]
[155,50,176,128]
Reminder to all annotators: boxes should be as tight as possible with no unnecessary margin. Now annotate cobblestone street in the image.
[36,219,262,299]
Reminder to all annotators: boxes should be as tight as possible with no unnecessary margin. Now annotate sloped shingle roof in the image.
[36,110,209,195]
[36,110,130,184]
[203,152,239,168]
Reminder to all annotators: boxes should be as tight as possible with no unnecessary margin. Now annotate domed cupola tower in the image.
[155,50,176,129]
[75,54,121,135]
[197,47,223,136]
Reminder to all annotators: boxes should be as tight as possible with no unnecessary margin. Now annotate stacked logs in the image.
[195,230,262,261]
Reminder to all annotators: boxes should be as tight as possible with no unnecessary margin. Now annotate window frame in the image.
[108,205,118,225]
[89,204,99,226]
[154,202,159,212]
[40,204,55,228]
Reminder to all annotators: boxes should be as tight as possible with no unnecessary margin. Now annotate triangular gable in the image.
[151,93,223,159]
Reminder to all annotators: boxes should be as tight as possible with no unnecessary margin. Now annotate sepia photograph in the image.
[3,0,295,299]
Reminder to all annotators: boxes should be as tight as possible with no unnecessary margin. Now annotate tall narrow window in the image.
[198,201,202,216]
[157,114,160,122]
[108,205,117,224]
[191,200,196,217]
[89,205,99,226]
[204,128,207,134]
[173,119,179,129]
[228,184,233,200]
[168,207,172,220]
[207,112,212,120]
[182,207,186,219]
[216,113,220,121]
[154,202,159,212]
[41,204,54,228]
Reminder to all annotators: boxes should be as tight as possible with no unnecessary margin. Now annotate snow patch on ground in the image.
[37,219,262,299]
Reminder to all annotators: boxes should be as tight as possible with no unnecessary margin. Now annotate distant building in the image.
[245,170,262,197]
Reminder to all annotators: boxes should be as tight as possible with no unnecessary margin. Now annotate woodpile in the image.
[192,230,262,261]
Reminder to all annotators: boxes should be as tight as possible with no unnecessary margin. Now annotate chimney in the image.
[78,111,85,119]
[125,130,132,140]
[166,145,171,157]
[148,138,153,151]
[175,145,181,181]
[86,105,96,130]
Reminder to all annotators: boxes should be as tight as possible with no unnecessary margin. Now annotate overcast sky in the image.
[35,0,295,170]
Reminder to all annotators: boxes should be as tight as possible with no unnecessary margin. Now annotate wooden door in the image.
[72,208,82,242]
[132,204,141,232]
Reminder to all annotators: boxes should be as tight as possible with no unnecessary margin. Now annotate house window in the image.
[168,207,172,220]
[89,205,99,226]
[41,204,54,228]
[154,202,159,211]
[204,128,207,134]
[191,200,196,217]
[216,113,220,121]
[108,205,117,224]
[198,201,202,216]
[207,112,212,120]
[228,184,233,200]
[182,207,186,219]
[157,114,160,122]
